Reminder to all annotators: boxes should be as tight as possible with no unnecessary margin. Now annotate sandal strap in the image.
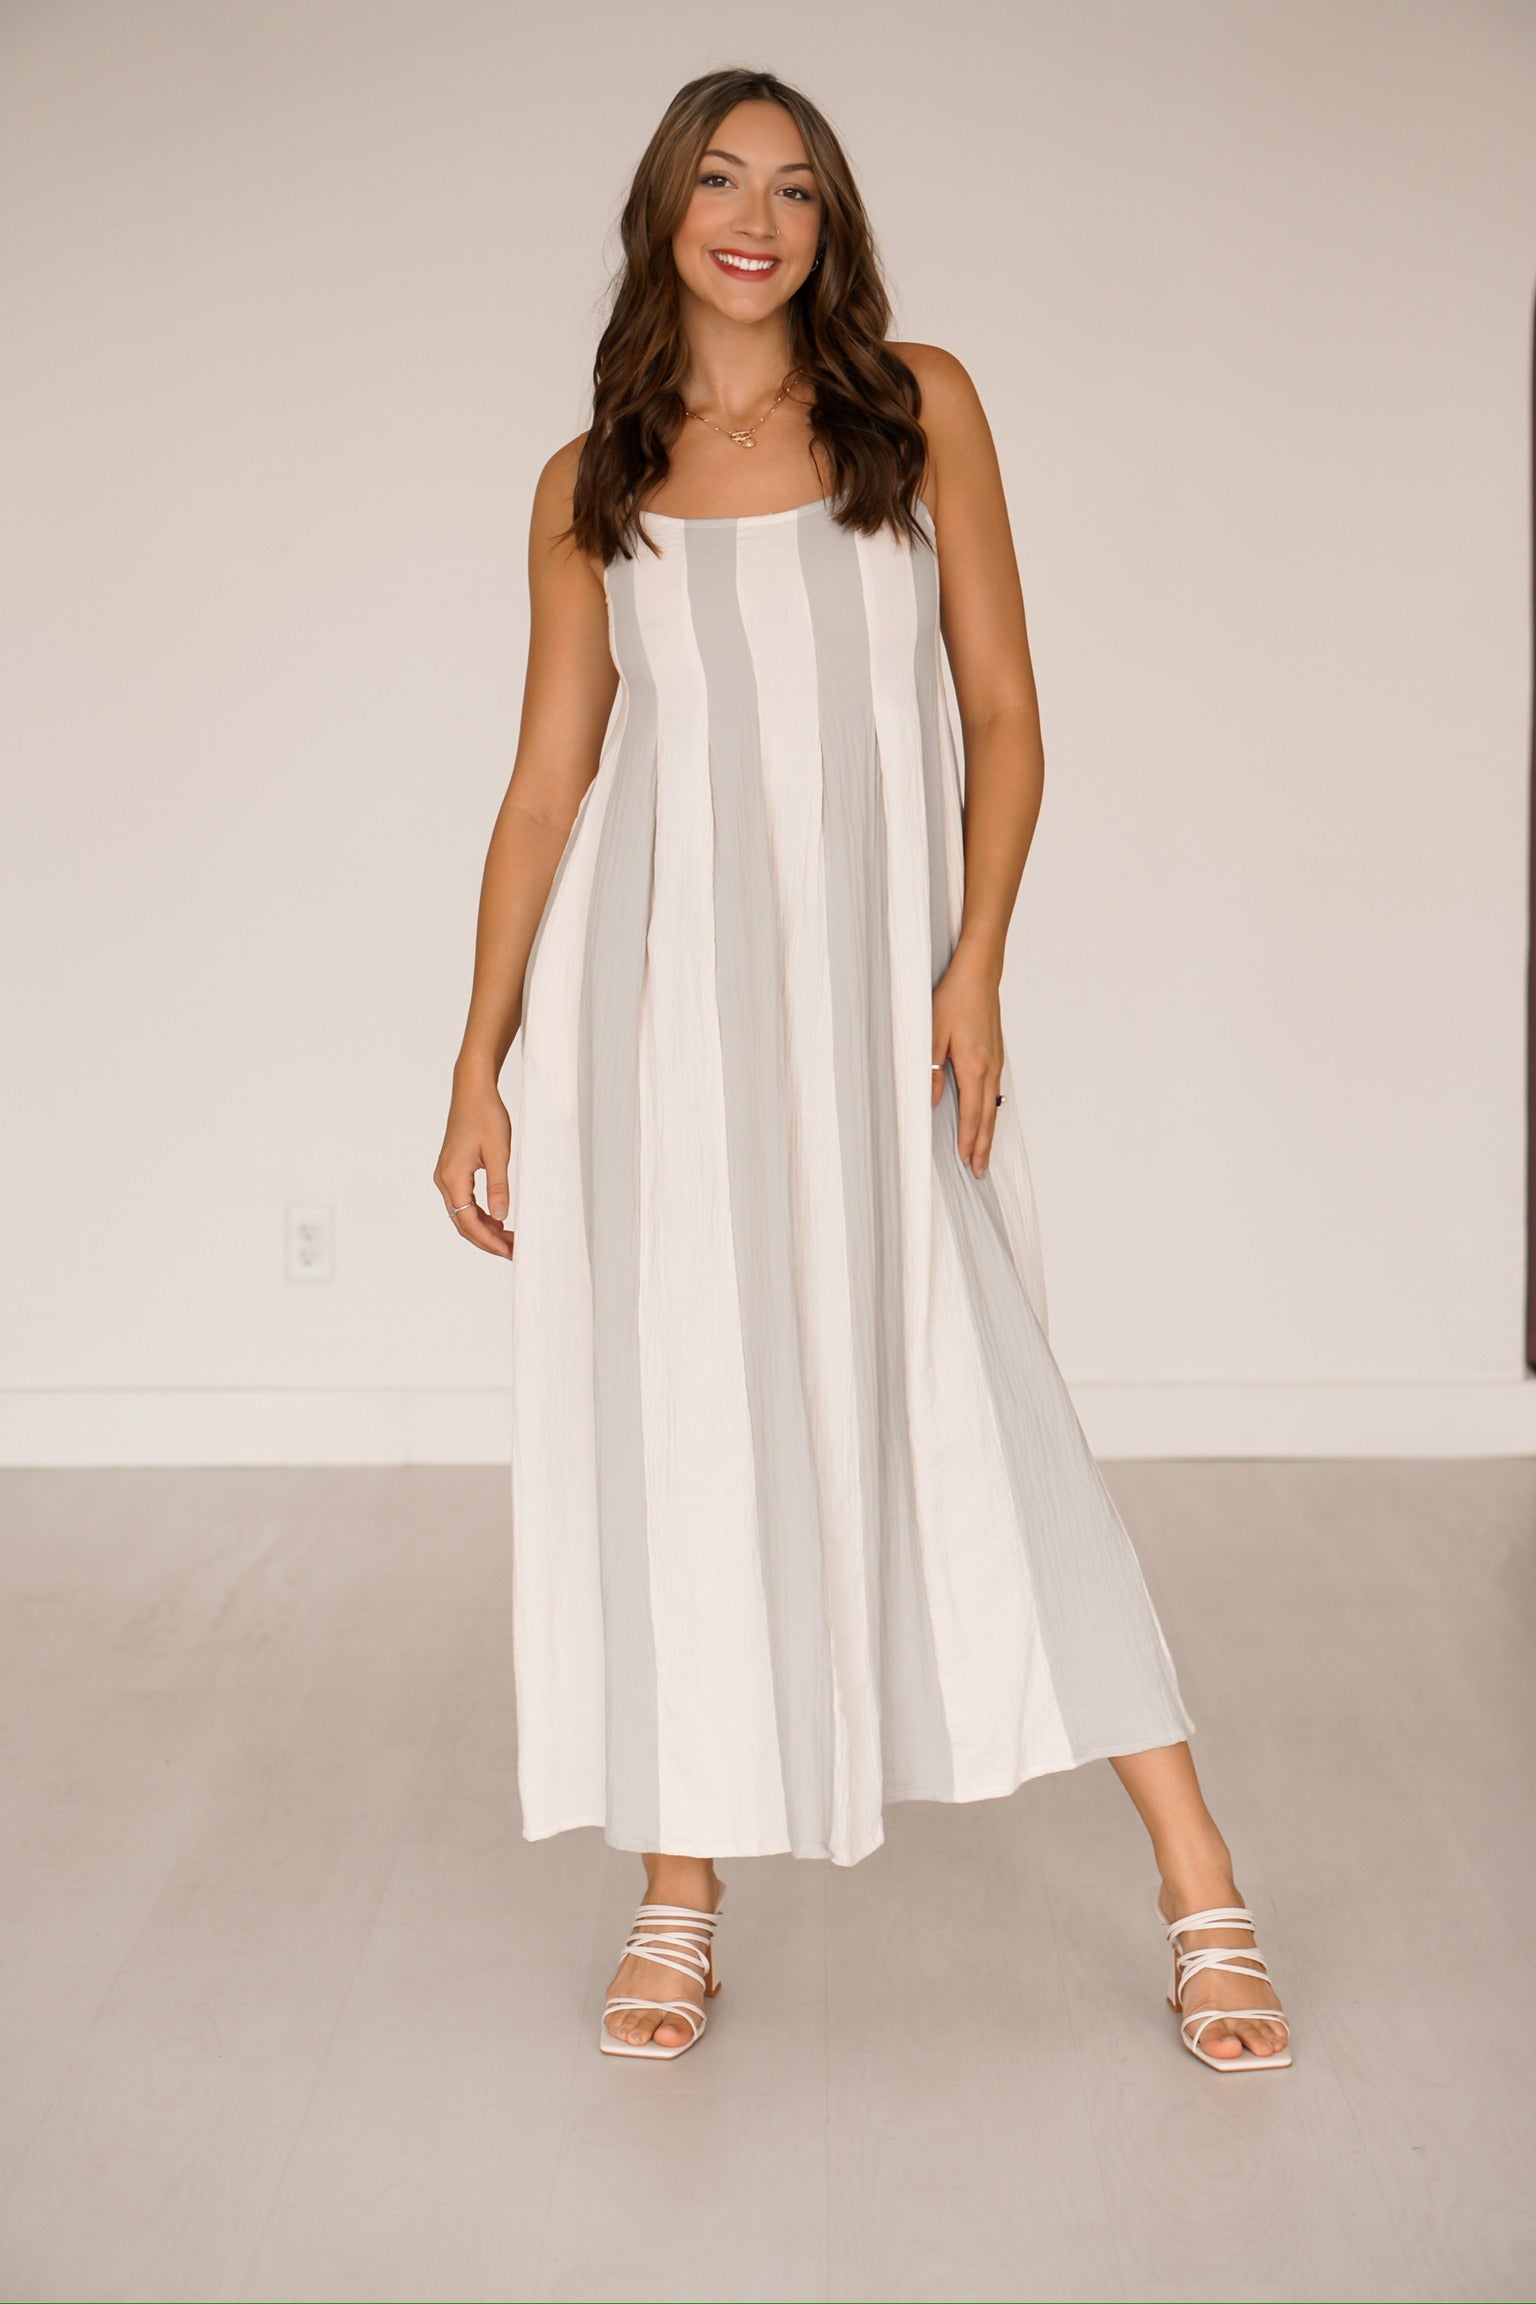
[614,1899,722,1990]
[1164,1905,1256,1940]
[632,1901,723,1927]
[618,1938,710,1984]
[624,1920,716,1952]
[1173,1944,1274,1993]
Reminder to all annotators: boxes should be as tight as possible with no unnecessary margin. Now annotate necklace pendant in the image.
[729,431,756,448]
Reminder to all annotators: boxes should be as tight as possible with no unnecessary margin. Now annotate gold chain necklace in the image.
[684,367,802,451]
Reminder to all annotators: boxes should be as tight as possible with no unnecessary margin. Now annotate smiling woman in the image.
[435,63,1294,2080]
[565,71,929,558]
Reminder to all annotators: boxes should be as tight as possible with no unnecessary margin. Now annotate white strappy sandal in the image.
[1158,1898,1293,2072]
[599,1889,726,2060]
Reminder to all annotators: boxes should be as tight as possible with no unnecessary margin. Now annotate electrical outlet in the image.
[286,1204,334,1283]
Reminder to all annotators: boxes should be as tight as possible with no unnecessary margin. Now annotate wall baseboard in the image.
[2,1381,1535,1467]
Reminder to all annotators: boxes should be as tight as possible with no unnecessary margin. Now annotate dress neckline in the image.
[639,496,935,532]
[640,496,832,530]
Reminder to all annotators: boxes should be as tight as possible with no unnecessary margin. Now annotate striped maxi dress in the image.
[507,491,1194,1867]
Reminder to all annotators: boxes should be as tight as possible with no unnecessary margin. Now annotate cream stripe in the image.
[631,527,789,1854]
[509,711,621,1837]
[909,513,953,969]
[854,525,933,1360]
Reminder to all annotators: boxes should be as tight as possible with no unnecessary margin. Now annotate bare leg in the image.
[603,1852,724,2050]
[1110,1742,1289,2061]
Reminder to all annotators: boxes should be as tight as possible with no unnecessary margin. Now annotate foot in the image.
[1157,1865,1290,2063]
[603,1862,723,2051]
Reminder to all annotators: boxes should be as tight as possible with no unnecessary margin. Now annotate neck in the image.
[679,297,797,423]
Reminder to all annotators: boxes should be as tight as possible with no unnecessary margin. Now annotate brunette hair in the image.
[567,66,929,564]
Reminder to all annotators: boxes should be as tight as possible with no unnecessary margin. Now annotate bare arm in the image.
[433,438,619,1255]
[897,341,1046,1180]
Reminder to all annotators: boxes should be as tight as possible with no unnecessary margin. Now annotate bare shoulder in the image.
[530,430,589,541]
[528,429,607,593]
[888,341,989,433]
[887,343,999,516]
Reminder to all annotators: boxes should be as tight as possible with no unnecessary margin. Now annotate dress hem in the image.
[518,1716,1196,1869]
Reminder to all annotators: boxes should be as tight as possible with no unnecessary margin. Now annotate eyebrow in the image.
[701,148,815,174]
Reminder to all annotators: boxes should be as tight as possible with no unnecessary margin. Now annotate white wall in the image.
[4,0,1534,1463]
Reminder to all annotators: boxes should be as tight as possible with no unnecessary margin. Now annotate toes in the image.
[1243,2018,1288,2059]
[605,1998,694,2049]
[1188,2002,1291,2062]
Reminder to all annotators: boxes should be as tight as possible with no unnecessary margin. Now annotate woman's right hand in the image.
[434,1075,515,1260]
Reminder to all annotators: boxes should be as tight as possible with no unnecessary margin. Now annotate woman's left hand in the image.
[932,941,1005,1179]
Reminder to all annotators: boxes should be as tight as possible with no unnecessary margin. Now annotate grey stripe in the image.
[798,505,955,1801]
[577,556,661,1846]
[685,521,837,1854]
[930,1073,1192,1755]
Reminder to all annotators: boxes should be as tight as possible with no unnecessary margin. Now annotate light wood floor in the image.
[0,1459,1532,2303]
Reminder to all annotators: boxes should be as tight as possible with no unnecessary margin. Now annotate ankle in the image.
[641,1853,721,1908]
[1155,1826,1236,1902]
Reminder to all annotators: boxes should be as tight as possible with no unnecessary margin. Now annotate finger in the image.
[969,1067,1004,1177]
[954,1063,984,1166]
[441,1170,480,1224]
[931,1008,951,1109]
[459,1202,516,1261]
[480,1124,513,1226]
[440,1169,516,1260]
[468,1214,515,1261]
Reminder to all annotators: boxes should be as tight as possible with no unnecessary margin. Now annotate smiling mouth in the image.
[709,249,781,278]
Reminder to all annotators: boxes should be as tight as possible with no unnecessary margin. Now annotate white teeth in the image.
[714,252,775,272]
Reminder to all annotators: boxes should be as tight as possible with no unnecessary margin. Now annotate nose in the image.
[733,186,779,241]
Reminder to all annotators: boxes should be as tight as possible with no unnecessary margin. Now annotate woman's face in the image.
[671,100,823,318]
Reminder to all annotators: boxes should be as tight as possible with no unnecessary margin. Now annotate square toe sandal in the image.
[599,1890,726,2060]
[1158,1898,1293,2072]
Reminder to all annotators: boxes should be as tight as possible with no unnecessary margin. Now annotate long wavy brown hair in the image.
[567,67,930,564]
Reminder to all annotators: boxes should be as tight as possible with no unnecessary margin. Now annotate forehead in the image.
[703,99,811,170]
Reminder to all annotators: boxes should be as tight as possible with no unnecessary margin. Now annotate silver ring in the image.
[450,1201,475,1214]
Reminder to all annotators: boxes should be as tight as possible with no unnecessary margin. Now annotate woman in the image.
[434,66,1291,2075]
